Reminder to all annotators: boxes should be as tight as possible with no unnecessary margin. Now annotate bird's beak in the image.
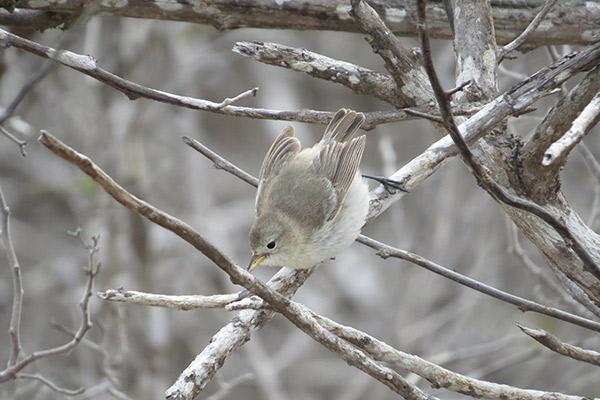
[248,254,267,271]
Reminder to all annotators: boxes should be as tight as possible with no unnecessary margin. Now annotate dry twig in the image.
[518,324,600,367]
[498,0,559,61]
[0,218,99,396]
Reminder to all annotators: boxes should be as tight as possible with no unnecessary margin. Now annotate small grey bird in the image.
[248,109,370,270]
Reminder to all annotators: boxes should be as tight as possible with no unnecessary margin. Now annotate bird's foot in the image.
[362,174,409,194]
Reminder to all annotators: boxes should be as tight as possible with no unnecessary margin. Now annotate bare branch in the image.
[0,62,54,126]
[0,227,99,384]
[518,324,600,367]
[206,373,253,400]
[211,87,259,110]
[350,0,432,106]
[15,374,85,396]
[98,288,240,310]
[0,126,27,156]
[39,131,436,400]
[543,93,600,166]
[522,66,600,201]
[0,185,24,367]
[402,109,443,124]
[0,28,415,129]
[415,0,600,280]
[182,136,258,187]
[0,9,72,30]
[498,0,559,62]
[452,0,497,101]
[11,1,600,47]
[233,41,404,107]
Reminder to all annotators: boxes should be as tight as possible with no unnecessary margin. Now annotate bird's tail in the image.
[320,109,366,144]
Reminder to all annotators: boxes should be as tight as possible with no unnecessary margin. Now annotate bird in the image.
[248,109,370,271]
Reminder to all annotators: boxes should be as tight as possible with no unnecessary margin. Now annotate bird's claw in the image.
[362,174,409,194]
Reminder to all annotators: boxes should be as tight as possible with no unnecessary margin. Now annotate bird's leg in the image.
[362,174,409,194]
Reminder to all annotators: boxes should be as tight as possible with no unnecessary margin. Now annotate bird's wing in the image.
[321,109,366,144]
[311,134,366,221]
[255,126,301,215]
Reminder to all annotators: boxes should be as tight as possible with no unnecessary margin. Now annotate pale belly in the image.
[287,173,370,269]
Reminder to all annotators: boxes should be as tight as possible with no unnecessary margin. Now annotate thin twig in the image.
[517,324,600,367]
[0,126,27,156]
[212,87,258,109]
[0,62,54,126]
[0,185,23,367]
[402,108,444,123]
[15,373,85,396]
[444,80,472,99]
[182,136,258,187]
[39,130,436,400]
[498,0,559,62]
[543,93,600,166]
[415,0,600,280]
[206,373,253,400]
[0,227,100,384]
[357,235,600,333]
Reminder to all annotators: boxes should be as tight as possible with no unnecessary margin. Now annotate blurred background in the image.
[0,15,599,400]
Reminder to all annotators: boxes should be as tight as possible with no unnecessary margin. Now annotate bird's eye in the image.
[266,241,276,250]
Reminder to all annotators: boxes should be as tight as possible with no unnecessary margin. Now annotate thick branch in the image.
[351,0,432,106]
[452,0,497,101]
[10,1,600,47]
[233,41,404,107]
[518,324,600,367]
[0,9,71,30]
[543,92,600,166]
[522,66,600,202]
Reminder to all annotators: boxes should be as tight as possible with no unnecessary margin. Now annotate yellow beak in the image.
[248,254,267,271]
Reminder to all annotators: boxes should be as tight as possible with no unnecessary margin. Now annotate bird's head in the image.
[248,212,299,271]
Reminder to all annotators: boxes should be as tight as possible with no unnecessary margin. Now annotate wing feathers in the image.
[313,134,366,221]
[256,126,301,214]
[255,109,366,221]
[321,109,366,143]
